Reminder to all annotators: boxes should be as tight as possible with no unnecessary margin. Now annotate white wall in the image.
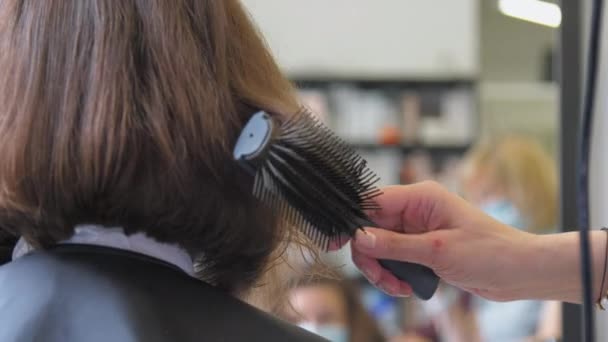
[242,0,479,79]
[480,0,556,81]
[478,82,558,152]
[477,1,558,151]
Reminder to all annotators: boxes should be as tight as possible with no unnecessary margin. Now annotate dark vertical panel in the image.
[558,1,583,341]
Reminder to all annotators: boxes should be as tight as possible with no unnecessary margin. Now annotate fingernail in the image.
[361,266,378,282]
[378,283,397,296]
[397,284,412,298]
[396,289,411,298]
[355,230,376,249]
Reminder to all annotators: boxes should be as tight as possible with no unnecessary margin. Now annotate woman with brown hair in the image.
[0,1,323,341]
[283,274,386,342]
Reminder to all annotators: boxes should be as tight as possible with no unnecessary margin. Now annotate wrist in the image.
[524,231,606,303]
[528,233,581,302]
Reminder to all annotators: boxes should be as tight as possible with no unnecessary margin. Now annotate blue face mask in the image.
[298,322,349,342]
[480,199,526,229]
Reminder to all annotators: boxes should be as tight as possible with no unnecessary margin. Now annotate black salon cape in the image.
[0,244,326,342]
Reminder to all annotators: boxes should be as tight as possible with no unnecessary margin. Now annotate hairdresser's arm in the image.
[350,181,607,303]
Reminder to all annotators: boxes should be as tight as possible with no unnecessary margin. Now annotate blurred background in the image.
[242,1,566,341]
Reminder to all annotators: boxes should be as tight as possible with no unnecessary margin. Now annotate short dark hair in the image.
[0,0,298,293]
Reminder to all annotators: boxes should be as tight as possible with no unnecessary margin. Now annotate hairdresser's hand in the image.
[350,181,591,303]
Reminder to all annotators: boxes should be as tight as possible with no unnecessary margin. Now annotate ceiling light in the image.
[498,0,562,28]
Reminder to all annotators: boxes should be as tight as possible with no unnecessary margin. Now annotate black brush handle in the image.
[378,259,439,300]
[358,219,440,300]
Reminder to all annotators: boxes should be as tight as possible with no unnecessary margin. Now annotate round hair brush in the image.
[233,109,439,300]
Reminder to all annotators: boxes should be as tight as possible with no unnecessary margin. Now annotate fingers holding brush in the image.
[352,246,413,297]
[352,182,551,302]
[353,228,438,267]
[352,226,444,299]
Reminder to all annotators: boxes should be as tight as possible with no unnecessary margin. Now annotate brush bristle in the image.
[251,108,382,251]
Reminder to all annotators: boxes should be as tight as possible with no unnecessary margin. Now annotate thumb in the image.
[352,227,440,268]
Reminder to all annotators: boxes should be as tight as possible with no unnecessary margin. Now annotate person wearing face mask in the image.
[282,273,386,342]
[459,136,561,342]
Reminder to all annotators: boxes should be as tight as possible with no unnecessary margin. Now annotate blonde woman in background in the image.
[460,136,561,342]
[462,136,557,235]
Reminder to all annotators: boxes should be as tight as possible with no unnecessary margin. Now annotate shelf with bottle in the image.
[296,79,477,189]
[297,80,478,149]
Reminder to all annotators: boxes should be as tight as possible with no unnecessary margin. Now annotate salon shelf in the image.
[349,143,471,155]
[293,78,476,90]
